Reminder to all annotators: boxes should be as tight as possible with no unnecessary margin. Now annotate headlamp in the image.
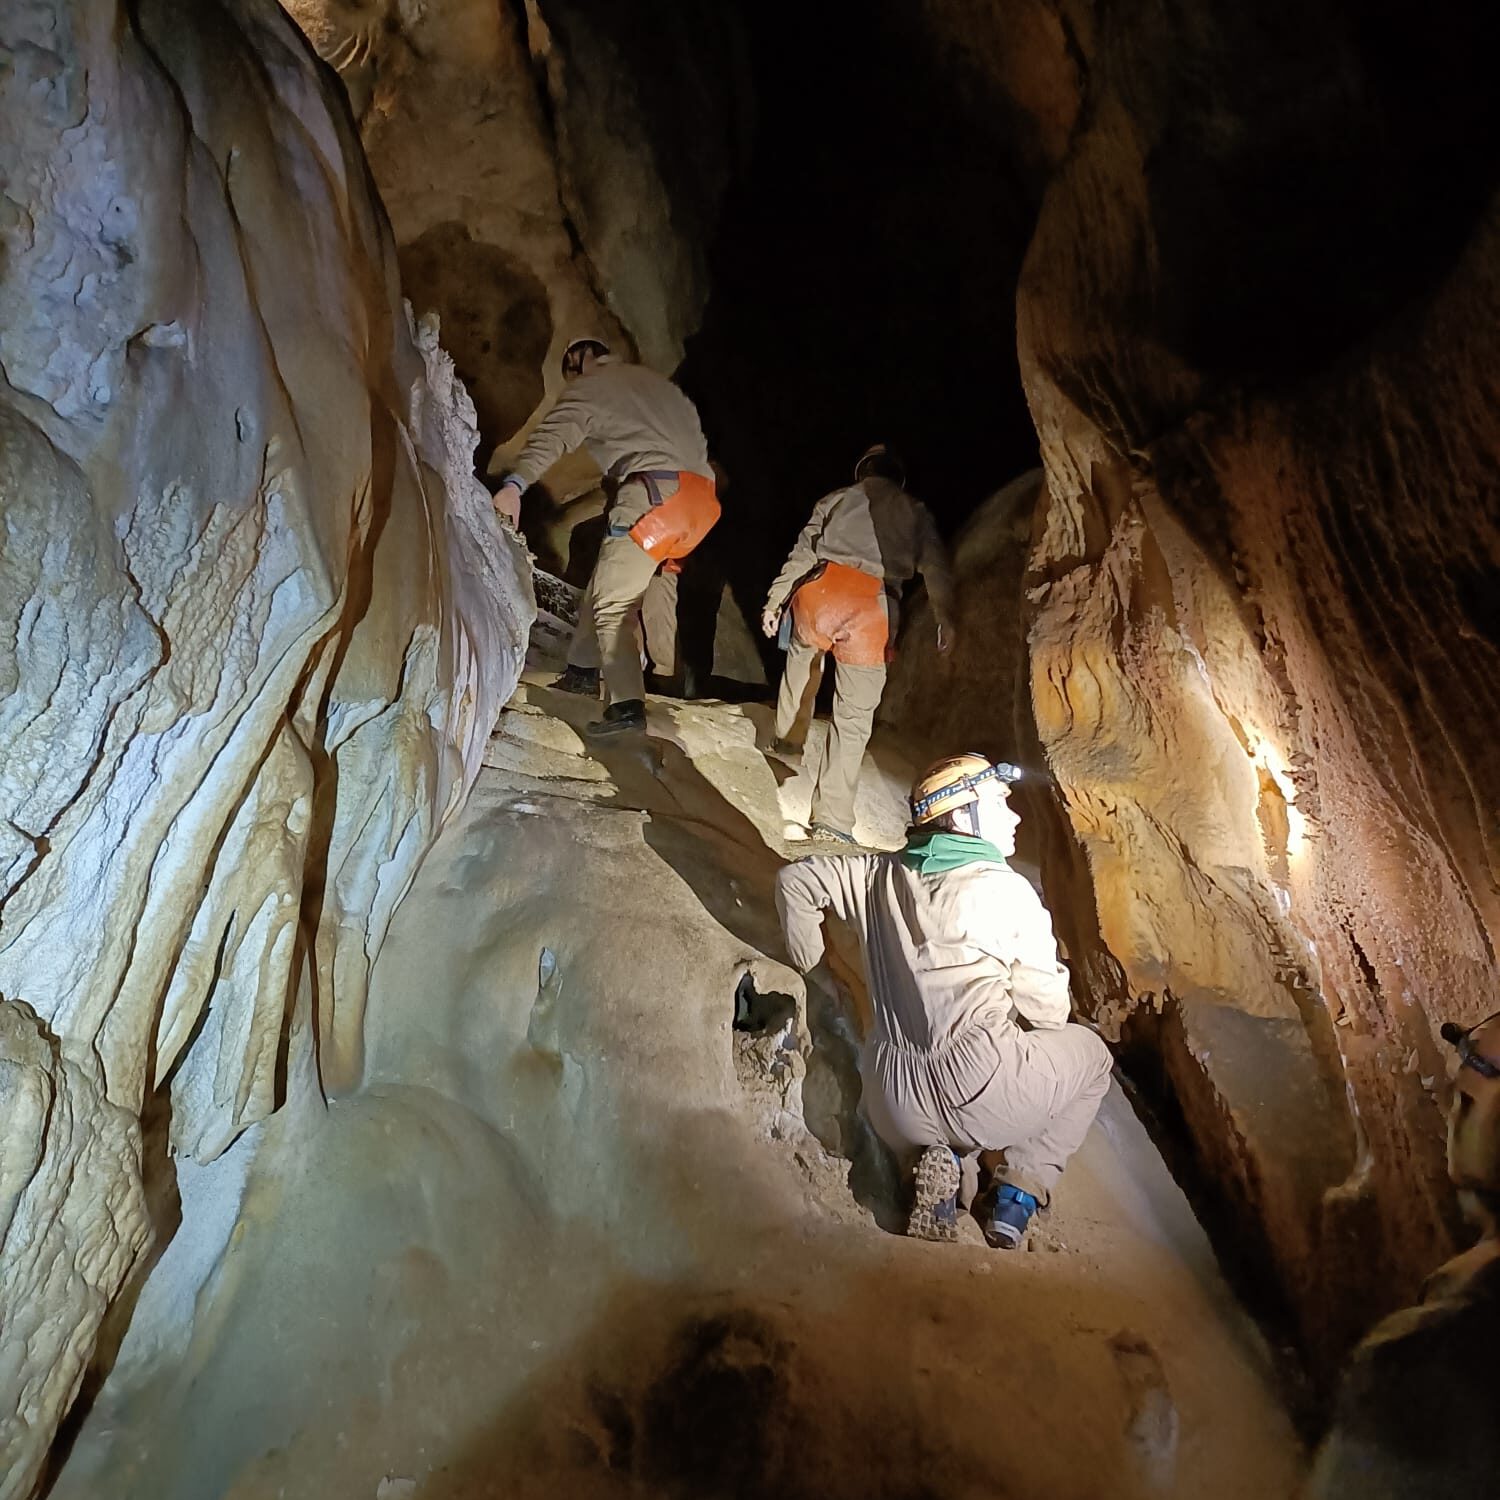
[1441,1013,1500,1081]
[909,760,1024,823]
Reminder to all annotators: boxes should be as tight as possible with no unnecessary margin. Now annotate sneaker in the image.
[809,821,856,845]
[552,664,600,697]
[984,1183,1039,1250]
[907,1145,961,1242]
[585,699,646,738]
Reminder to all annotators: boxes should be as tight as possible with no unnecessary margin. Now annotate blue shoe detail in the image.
[986,1184,1038,1250]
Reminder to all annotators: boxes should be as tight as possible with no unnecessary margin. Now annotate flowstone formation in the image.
[0,2,531,1492]
[987,0,1500,1372]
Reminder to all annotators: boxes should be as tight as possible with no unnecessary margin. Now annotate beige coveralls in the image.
[776,851,1112,1203]
[765,478,955,834]
[510,358,711,705]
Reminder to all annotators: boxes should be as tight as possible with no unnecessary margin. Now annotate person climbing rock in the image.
[761,444,955,843]
[774,753,1112,1246]
[1311,1010,1500,1498]
[495,337,720,737]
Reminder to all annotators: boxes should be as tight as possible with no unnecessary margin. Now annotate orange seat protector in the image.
[629,471,721,562]
[791,561,890,666]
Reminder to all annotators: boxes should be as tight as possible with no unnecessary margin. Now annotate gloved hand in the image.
[493,480,523,524]
[761,607,780,639]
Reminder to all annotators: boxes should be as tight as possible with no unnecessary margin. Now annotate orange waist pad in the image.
[628,471,721,562]
[791,561,889,666]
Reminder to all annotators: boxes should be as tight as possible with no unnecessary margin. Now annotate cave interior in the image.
[2,0,1499,1496]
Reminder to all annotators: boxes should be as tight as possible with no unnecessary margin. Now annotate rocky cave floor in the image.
[48,622,1307,1500]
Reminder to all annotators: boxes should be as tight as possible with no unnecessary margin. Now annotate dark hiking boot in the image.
[586,699,646,738]
[907,1145,961,1243]
[984,1184,1039,1250]
[552,664,600,697]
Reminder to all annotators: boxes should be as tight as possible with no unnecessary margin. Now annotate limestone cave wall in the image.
[1008,0,1500,1373]
[282,0,749,476]
[0,2,531,1492]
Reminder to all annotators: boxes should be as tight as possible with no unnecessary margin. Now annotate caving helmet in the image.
[561,336,611,378]
[910,754,1024,828]
[854,442,905,488]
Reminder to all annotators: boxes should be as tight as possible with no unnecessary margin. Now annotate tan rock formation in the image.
[1008,0,1500,1372]
[280,0,746,468]
[908,0,1083,184]
[0,2,531,1491]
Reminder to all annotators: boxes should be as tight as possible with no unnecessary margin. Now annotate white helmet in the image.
[854,442,905,488]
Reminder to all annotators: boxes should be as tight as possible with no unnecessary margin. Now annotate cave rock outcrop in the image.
[1011,0,1500,1372]
[0,2,531,1491]
[282,0,748,472]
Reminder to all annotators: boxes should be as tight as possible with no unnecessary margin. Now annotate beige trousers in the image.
[567,532,660,705]
[864,1021,1112,1205]
[640,568,679,678]
[571,566,677,682]
[773,636,885,835]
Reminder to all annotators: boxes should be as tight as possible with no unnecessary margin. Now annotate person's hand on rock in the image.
[493,481,523,525]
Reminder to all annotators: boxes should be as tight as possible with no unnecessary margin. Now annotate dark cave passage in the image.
[678,0,1041,606]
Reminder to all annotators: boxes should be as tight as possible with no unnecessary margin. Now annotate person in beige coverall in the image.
[775,754,1112,1245]
[761,444,956,842]
[1311,1010,1500,1498]
[495,338,716,736]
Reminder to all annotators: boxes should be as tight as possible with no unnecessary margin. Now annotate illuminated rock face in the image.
[1013,1,1500,1370]
[0,2,531,1491]
[281,0,745,468]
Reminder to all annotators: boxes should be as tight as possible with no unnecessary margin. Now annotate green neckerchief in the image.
[900,830,1008,874]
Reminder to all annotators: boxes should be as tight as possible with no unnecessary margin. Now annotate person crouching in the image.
[774,753,1112,1245]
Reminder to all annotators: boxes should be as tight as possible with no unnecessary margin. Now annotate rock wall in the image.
[0,2,531,1492]
[1011,0,1500,1374]
[881,470,1043,759]
[281,0,748,472]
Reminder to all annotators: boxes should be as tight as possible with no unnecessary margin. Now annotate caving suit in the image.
[508,358,714,705]
[765,478,955,835]
[775,834,1112,1203]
